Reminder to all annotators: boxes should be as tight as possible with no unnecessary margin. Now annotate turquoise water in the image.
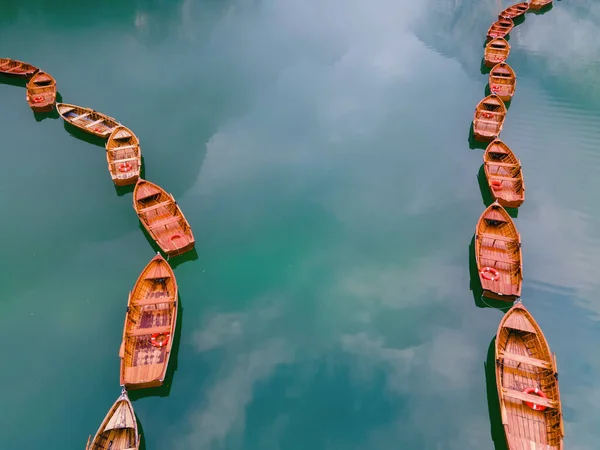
[1,0,599,449]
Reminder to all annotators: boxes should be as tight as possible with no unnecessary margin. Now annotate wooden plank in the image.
[112,157,139,164]
[71,112,90,121]
[499,351,551,369]
[128,325,171,337]
[489,175,519,181]
[132,296,174,307]
[478,233,514,242]
[139,201,172,213]
[481,252,518,263]
[148,216,181,229]
[109,144,138,151]
[486,161,519,168]
[502,388,557,409]
[85,118,104,128]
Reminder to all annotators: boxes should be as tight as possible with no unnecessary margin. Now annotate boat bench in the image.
[502,388,557,409]
[85,119,104,128]
[113,157,139,164]
[140,201,173,214]
[129,325,171,337]
[71,112,90,121]
[133,296,174,307]
[109,144,138,151]
[148,216,181,229]
[478,233,514,242]
[481,252,518,264]
[489,175,517,181]
[498,351,551,369]
[487,161,519,168]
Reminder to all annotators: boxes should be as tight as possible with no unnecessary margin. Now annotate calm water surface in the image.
[1,1,599,449]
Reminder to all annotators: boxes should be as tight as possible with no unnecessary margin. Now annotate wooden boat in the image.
[106,126,141,187]
[473,94,507,142]
[475,201,522,301]
[495,301,563,449]
[0,58,38,77]
[484,38,510,67]
[133,179,195,257]
[56,103,120,138]
[484,140,525,208]
[499,2,529,19]
[86,388,140,450]
[529,0,552,10]
[25,71,57,112]
[489,62,516,102]
[119,253,178,389]
[487,18,514,40]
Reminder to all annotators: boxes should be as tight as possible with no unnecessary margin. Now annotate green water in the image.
[1,0,599,448]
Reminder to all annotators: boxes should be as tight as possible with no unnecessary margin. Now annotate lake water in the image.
[1,0,599,449]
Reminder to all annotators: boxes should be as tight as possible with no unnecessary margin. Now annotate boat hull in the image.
[473,128,500,142]
[484,55,507,67]
[482,288,519,302]
[529,0,552,10]
[114,174,139,187]
[488,195,523,209]
[0,59,38,78]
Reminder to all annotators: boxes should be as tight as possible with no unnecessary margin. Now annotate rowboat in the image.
[86,388,140,450]
[25,71,56,112]
[484,140,525,208]
[499,2,529,19]
[56,103,120,138]
[106,126,141,186]
[489,62,516,102]
[495,301,563,449]
[484,38,510,67]
[529,0,552,10]
[487,18,514,40]
[473,94,507,142]
[475,201,522,301]
[133,179,195,257]
[0,58,38,77]
[119,253,178,389]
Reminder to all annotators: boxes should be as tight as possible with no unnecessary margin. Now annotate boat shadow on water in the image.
[63,120,106,148]
[479,59,492,75]
[468,236,517,311]
[468,124,489,150]
[137,222,199,269]
[529,4,553,15]
[484,337,510,450]
[477,165,496,207]
[128,295,184,403]
[0,74,28,87]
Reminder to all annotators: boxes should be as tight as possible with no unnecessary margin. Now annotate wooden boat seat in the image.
[140,201,173,213]
[129,325,171,337]
[148,216,181,229]
[71,112,90,121]
[481,252,518,263]
[113,157,139,164]
[498,351,551,369]
[133,296,175,307]
[490,175,518,181]
[487,161,519,168]
[85,118,104,128]
[110,144,138,151]
[478,233,514,242]
[502,388,557,409]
